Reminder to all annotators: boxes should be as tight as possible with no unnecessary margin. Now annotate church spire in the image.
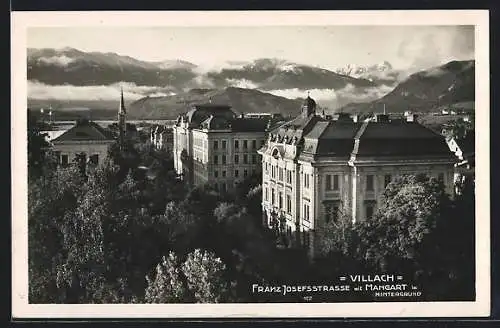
[119,86,126,115]
[118,86,127,149]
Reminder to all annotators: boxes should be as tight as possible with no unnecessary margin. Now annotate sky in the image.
[27,25,474,71]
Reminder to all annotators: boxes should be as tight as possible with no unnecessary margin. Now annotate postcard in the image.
[11,10,490,318]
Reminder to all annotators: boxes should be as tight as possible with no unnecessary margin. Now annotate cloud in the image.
[266,83,394,107]
[397,26,475,72]
[28,81,175,101]
[225,78,259,89]
[38,55,75,67]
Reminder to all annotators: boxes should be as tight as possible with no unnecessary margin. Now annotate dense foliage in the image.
[28,127,475,303]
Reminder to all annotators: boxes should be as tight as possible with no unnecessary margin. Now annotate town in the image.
[28,86,475,304]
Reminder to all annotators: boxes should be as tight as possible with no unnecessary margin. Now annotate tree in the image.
[144,252,185,303]
[181,249,232,303]
[355,175,451,274]
[27,110,52,179]
[28,165,85,303]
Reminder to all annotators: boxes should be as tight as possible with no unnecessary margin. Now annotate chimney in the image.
[351,114,358,123]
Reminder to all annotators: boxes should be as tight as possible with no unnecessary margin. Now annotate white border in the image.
[11,10,490,318]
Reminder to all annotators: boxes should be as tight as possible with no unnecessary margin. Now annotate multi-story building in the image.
[258,95,456,257]
[173,103,277,192]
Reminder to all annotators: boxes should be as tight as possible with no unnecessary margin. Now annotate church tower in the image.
[118,86,127,148]
[301,91,317,118]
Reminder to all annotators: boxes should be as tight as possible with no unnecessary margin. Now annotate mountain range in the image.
[27,47,376,92]
[27,47,475,119]
[339,60,475,113]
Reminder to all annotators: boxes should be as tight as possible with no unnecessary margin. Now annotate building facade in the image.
[51,118,116,167]
[258,96,456,257]
[50,89,125,168]
[173,104,274,192]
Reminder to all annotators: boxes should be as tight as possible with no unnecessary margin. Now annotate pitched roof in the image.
[354,121,452,158]
[52,119,115,142]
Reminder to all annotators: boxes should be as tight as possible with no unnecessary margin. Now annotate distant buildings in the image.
[258,95,456,257]
[173,104,281,192]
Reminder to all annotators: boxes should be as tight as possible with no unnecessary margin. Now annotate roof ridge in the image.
[349,119,371,164]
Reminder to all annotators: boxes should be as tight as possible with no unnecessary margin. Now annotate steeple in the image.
[301,91,317,118]
[118,86,127,148]
[119,86,126,115]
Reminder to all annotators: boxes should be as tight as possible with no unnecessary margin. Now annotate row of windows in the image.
[266,164,295,185]
[56,153,99,166]
[213,139,265,150]
[214,154,259,165]
[264,188,293,214]
[214,169,252,178]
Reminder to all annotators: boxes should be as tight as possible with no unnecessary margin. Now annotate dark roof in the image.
[186,104,236,126]
[302,121,360,158]
[355,121,452,158]
[200,115,231,130]
[231,118,269,132]
[52,119,115,142]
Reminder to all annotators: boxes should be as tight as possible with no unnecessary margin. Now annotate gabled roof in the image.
[52,119,115,142]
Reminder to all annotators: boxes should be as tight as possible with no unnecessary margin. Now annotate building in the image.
[50,89,126,167]
[51,118,116,167]
[173,103,276,192]
[258,95,456,257]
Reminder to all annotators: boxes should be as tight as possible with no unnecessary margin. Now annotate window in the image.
[244,169,248,177]
[303,203,310,221]
[222,140,227,149]
[234,155,239,164]
[222,155,226,165]
[326,174,332,190]
[243,140,248,149]
[252,140,257,149]
[286,195,292,214]
[244,154,248,164]
[265,188,269,201]
[213,155,218,165]
[384,174,392,188]
[214,140,218,149]
[279,168,284,181]
[304,174,310,189]
[61,154,69,165]
[333,175,339,190]
[271,189,275,205]
[252,154,257,164]
[279,192,283,209]
[438,173,445,183]
[221,183,227,192]
[214,170,219,178]
[235,169,239,178]
[235,140,239,149]
[222,170,226,177]
[366,175,374,191]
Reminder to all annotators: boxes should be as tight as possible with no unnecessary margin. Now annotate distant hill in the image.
[340,60,475,114]
[27,48,378,92]
[127,87,304,119]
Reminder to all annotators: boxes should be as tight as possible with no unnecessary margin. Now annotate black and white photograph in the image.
[12,10,490,318]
